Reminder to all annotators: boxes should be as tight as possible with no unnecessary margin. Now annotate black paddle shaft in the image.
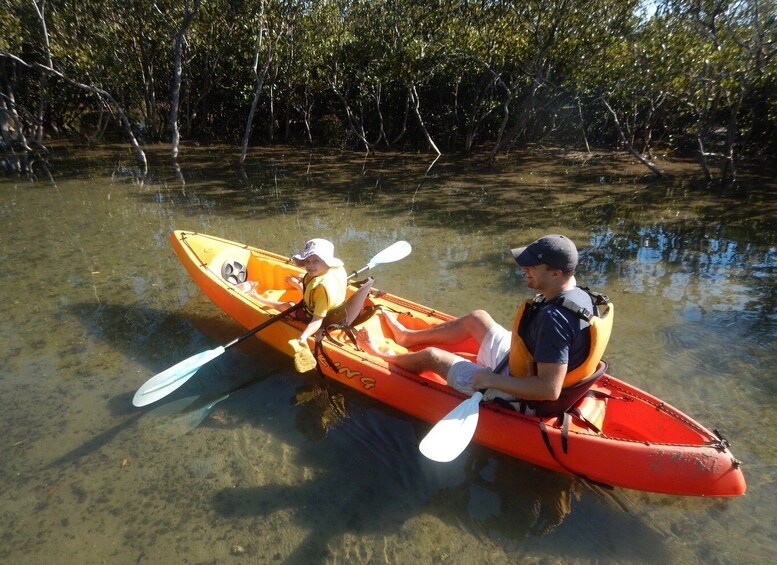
[224,302,305,350]
[223,261,373,351]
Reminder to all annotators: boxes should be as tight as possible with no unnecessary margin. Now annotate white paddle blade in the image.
[159,393,231,438]
[419,392,483,462]
[132,346,226,407]
[367,241,411,269]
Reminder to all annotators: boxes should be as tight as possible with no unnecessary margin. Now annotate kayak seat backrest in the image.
[531,360,608,417]
[314,278,376,373]
[553,390,608,434]
[342,277,376,326]
[535,362,610,466]
[322,277,375,328]
[244,254,303,295]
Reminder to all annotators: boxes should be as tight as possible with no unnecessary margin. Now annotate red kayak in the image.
[170,230,746,497]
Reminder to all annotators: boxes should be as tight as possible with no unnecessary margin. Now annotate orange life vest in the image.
[508,291,614,387]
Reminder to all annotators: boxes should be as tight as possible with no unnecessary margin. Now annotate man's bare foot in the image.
[354,328,396,359]
[380,310,413,346]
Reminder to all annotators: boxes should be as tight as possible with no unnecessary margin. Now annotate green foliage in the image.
[2,0,774,161]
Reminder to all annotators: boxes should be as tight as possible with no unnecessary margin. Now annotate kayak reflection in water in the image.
[425,453,580,540]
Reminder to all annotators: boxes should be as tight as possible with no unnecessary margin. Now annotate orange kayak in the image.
[171,230,746,497]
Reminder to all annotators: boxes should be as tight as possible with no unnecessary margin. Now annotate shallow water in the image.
[1,145,775,564]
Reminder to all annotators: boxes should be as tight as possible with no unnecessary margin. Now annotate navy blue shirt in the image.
[522,287,593,370]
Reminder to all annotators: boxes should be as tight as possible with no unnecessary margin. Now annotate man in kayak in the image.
[357,234,605,405]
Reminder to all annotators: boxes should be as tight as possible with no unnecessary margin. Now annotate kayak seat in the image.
[549,391,608,434]
[322,277,375,327]
[315,278,381,371]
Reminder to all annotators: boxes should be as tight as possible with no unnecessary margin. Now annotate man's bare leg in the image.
[382,309,497,349]
[355,328,459,376]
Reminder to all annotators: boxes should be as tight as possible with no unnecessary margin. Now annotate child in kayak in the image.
[239,238,348,370]
[287,238,348,343]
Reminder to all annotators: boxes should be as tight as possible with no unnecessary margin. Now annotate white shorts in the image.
[446,323,512,394]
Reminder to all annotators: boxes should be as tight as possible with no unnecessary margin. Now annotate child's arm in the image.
[285,274,303,292]
[298,315,324,343]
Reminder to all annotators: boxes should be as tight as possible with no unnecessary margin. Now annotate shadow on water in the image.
[63,291,674,561]
[207,379,672,563]
[48,300,285,470]
[68,300,291,400]
[44,380,268,471]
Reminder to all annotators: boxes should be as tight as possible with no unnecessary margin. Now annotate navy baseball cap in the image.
[511,234,578,272]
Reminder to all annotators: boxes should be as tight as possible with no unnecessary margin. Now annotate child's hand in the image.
[285,274,302,290]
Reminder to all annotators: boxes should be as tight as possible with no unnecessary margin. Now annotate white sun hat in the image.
[292,238,344,268]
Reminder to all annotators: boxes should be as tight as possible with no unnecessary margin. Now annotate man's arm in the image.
[470,361,566,401]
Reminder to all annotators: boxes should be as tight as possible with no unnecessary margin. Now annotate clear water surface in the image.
[1,145,775,564]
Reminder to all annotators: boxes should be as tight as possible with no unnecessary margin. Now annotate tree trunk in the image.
[372,83,389,147]
[170,0,200,159]
[0,53,147,173]
[135,26,158,139]
[693,92,718,181]
[577,97,591,154]
[87,99,110,144]
[696,134,712,180]
[267,82,275,141]
[241,2,288,163]
[0,67,32,151]
[465,74,498,153]
[721,87,747,183]
[392,90,410,146]
[501,77,540,154]
[602,97,662,177]
[300,86,314,145]
[331,80,374,154]
[410,85,441,156]
[488,77,513,163]
[267,61,282,142]
[31,0,53,150]
[241,4,269,163]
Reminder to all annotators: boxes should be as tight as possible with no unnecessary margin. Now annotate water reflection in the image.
[1,145,775,563]
[211,383,673,562]
[424,453,579,538]
[293,380,349,442]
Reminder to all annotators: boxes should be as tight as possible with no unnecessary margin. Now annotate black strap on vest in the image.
[313,278,376,374]
[524,287,609,326]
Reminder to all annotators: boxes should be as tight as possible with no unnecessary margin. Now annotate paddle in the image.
[132,240,412,407]
[158,392,231,438]
[418,392,483,462]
